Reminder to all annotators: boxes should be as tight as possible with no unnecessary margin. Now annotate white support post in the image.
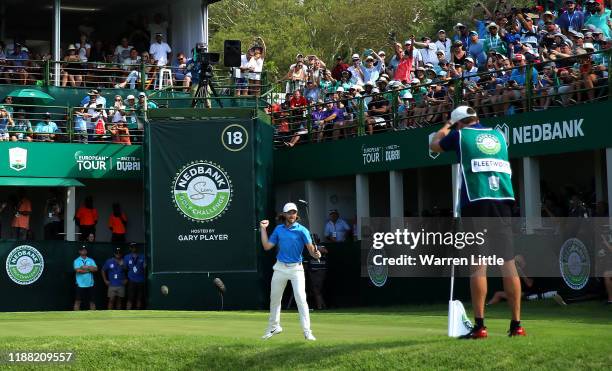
[451,164,461,217]
[355,174,370,240]
[417,168,424,217]
[594,150,604,203]
[389,170,404,218]
[53,0,61,86]
[606,148,612,228]
[65,186,76,241]
[522,157,542,234]
[390,170,404,231]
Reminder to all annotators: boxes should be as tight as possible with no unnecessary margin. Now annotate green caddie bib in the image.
[459,127,515,202]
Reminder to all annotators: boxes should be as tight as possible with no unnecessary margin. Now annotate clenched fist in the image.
[260,220,270,229]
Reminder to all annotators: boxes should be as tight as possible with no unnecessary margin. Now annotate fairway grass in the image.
[0,301,610,370]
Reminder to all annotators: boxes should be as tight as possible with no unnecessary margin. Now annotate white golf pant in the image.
[268,261,311,332]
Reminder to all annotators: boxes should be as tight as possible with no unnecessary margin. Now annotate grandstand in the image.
[0,0,610,313]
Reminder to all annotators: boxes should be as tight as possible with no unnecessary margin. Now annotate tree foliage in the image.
[209,0,533,80]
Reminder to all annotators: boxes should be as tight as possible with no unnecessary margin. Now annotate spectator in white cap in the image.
[484,23,507,55]
[453,23,470,47]
[259,202,321,341]
[125,95,138,134]
[61,44,82,87]
[435,30,452,58]
[362,52,384,84]
[375,50,387,71]
[347,53,365,85]
[464,57,479,82]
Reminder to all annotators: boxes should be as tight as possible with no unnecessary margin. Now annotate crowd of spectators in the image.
[269,0,612,146]
[0,13,205,91]
[0,89,156,144]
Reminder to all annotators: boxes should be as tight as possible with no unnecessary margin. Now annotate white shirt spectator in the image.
[236,54,249,78]
[419,43,439,66]
[149,42,172,66]
[324,218,351,242]
[347,65,365,85]
[75,42,91,62]
[114,45,133,64]
[435,39,452,58]
[246,57,264,80]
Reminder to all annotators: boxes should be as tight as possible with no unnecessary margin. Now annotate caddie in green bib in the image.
[429,105,525,339]
[459,128,514,202]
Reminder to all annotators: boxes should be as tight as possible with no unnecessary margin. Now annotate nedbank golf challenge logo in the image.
[172,161,233,222]
[5,245,44,285]
[367,248,388,287]
[475,133,501,155]
[559,238,590,291]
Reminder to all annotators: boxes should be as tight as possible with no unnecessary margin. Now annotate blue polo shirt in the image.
[268,222,312,263]
[73,256,96,288]
[102,258,126,287]
[124,253,145,283]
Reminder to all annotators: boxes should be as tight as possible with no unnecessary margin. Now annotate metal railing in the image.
[1,103,145,144]
[269,48,612,147]
[0,58,270,94]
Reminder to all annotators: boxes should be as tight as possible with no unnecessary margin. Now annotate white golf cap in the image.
[282,202,298,213]
[351,53,360,60]
[126,94,135,100]
[450,105,478,125]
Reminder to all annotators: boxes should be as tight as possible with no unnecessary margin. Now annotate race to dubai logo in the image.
[6,245,44,285]
[172,161,233,222]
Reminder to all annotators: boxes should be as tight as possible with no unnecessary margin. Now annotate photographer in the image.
[500,54,537,114]
[584,0,611,39]
[284,59,307,94]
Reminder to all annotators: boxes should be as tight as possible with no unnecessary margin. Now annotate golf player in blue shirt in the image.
[259,202,321,341]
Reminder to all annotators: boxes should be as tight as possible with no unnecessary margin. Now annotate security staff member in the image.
[259,202,321,341]
[430,105,525,338]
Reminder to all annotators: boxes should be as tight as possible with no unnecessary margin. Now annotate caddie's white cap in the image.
[450,105,478,124]
[282,202,298,213]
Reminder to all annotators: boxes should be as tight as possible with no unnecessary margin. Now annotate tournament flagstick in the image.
[448,163,472,337]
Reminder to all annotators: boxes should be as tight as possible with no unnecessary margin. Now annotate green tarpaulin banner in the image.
[0,143,142,179]
[146,119,257,273]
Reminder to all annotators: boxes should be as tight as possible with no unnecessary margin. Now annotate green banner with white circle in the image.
[146,119,257,273]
